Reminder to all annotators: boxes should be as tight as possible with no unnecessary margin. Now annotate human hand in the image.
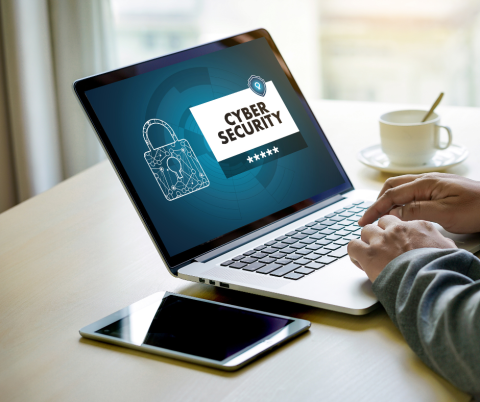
[348,215,456,282]
[358,173,480,234]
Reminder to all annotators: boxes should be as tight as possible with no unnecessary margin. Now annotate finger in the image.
[377,174,423,199]
[358,179,434,226]
[360,224,383,244]
[388,199,448,224]
[377,214,402,229]
[347,239,369,271]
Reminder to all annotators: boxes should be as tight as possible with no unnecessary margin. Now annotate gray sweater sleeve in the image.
[372,248,480,397]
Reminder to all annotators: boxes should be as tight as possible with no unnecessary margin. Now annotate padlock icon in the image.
[143,119,210,201]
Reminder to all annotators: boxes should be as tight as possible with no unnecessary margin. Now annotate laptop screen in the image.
[75,30,352,271]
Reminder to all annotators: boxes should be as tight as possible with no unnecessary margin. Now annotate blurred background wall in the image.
[1,0,480,213]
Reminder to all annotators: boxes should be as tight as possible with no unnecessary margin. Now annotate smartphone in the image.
[79,292,310,371]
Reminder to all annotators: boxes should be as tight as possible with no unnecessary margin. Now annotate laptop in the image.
[74,29,480,315]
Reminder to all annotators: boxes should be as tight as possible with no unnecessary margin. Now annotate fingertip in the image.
[389,207,403,219]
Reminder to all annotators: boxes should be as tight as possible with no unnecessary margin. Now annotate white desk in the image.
[0,100,476,401]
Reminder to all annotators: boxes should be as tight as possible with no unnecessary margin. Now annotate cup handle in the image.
[435,125,452,150]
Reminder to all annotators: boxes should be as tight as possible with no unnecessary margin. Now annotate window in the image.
[112,0,480,106]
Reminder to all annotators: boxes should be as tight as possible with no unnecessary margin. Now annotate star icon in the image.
[273,146,279,153]
[254,153,260,160]
[260,151,266,158]
[247,156,254,163]
[266,149,272,156]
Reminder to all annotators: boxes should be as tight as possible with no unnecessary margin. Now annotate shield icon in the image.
[248,75,267,97]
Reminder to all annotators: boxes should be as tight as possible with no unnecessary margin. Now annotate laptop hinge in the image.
[195,194,345,263]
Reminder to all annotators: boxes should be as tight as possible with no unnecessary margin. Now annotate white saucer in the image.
[357,143,468,174]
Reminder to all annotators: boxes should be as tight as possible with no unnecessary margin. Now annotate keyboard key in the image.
[310,224,326,231]
[254,245,266,251]
[276,258,291,265]
[352,229,362,235]
[275,235,287,241]
[316,239,332,246]
[350,207,363,213]
[259,257,277,264]
[352,200,364,205]
[265,240,276,246]
[315,248,332,255]
[359,201,374,208]
[306,244,322,251]
[325,235,341,241]
[241,257,257,263]
[334,239,350,245]
[271,252,286,259]
[243,261,266,271]
[339,211,354,217]
[305,222,317,227]
[335,230,350,236]
[325,213,335,218]
[232,255,244,261]
[330,216,344,222]
[243,250,255,256]
[295,258,311,265]
[329,224,344,231]
[295,226,307,232]
[295,267,314,275]
[279,247,296,254]
[310,233,326,240]
[285,253,302,260]
[271,242,289,249]
[344,226,359,232]
[315,217,327,223]
[329,246,349,258]
[252,252,268,259]
[342,204,354,209]
[299,238,315,245]
[317,256,337,264]
[262,247,277,254]
[284,272,304,280]
[291,233,308,240]
[324,243,340,250]
[334,208,345,214]
[319,228,335,235]
[345,234,360,240]
[290,242,305,249]
[229,262,247,269]
[283,237,298,244]
[302,229,317,235]
[338,220,352,226]
[221,260,234,266]
[286,231,297,236]
[306,262,325,270]
[304,253,320,260]
[296,249,312,256]
[256,263,281,274]
[321,220,336,226]
[270,263,300,277]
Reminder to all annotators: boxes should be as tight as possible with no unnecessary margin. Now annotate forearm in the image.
[372,248,480,397]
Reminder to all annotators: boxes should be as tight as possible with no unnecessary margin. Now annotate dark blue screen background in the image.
[86,38,345,256]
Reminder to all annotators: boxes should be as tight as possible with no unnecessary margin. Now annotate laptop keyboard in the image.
[220,200,373,280]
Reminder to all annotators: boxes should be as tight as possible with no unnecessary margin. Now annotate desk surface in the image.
[1,100,477,402]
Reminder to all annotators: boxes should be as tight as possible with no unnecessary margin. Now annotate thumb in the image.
[389,200,445,224]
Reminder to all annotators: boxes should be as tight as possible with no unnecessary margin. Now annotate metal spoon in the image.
[421,92,444,122]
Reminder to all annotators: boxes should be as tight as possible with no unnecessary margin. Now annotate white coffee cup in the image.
[379,110,452,166]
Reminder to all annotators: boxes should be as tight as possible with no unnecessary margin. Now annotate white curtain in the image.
[0,0,116,211]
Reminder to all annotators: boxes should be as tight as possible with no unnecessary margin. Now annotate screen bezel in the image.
[79,292,311,371]
[73,28,353,273]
